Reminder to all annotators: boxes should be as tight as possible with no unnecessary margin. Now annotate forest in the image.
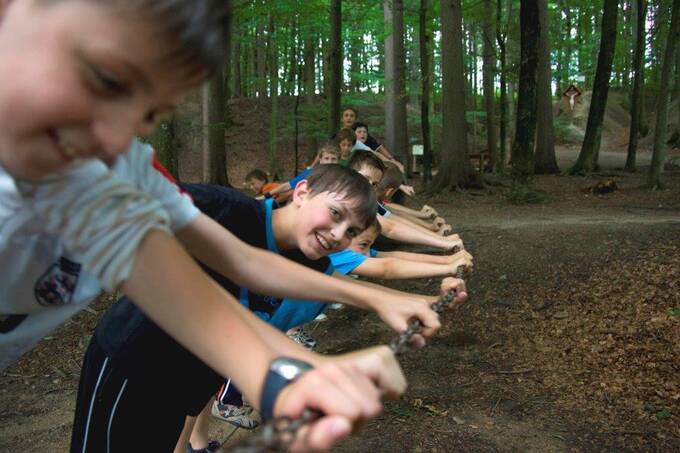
[1,0,679,452]
[149,0,680,193]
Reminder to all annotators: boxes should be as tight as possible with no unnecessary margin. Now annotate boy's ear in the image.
[291,179,311,207]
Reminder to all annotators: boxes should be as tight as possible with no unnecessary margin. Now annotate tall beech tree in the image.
[625,0,647,172]
[571,0,619,174]
[433,0,475,190]
[384,0,409,171]
[420,0,433,184]
[534,0,559,174]
[328,0,342,136]
[482,0,499,171]
[648,0,680,189]
[511,0,540,185]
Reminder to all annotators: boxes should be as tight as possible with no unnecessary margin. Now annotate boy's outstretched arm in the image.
[124,230,406,451]
[377,249,470,265]
[386,202,436,220]
[331,273,467,345]
[177,214,445,312]
[377,215,463,251]
[352,252,473,280]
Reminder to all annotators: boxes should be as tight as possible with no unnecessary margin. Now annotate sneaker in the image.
[288,328,317,350]
[314,313,328,322]
[187,440,221,453]
[211,401,259,429]
[329,303,344,310]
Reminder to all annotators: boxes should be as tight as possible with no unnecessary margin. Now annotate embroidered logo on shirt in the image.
[34,257,81,306]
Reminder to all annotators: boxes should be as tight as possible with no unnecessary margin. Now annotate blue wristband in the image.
[260,357,313,421]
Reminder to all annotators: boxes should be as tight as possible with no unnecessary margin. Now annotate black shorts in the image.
[70,336,223,452]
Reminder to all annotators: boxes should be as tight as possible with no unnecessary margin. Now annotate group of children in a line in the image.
[0,1,473,452]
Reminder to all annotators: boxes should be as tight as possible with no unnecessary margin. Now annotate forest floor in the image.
[1,147,679,452]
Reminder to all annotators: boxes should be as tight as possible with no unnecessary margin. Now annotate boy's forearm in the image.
[356,257,454,280]
[346,277,434,304]
[122,229,274,405]
[269,182,292,197]
[387,203,430,219]
[378,216,454,250]
[379,250,452,264]
[391,211,437,230]
[178,215,389,312]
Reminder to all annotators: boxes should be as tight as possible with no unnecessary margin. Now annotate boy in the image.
[378,162,452,235]
[0,1,413,451]
[331,218,473,280]
[261,142,340,201]
[245,168,280,198]
[348,152,464,252]
[71,165,466,452]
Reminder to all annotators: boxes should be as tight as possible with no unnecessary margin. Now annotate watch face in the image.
[272,358,313,381]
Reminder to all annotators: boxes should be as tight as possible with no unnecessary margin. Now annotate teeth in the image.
[316,233,330,250]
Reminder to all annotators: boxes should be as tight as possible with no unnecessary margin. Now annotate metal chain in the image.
[229,268,466,452]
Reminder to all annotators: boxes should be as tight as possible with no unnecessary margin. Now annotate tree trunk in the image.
[625,0,646,171]
[149,118,178,179]
[534,0,559,174]
[350,35,363,92]
[511,0,540,185]
[256,22,267,98]
[482,0,498,172]
[570,0,619,174]
[497,0,511,171]
[328,0,342,136]
[303,34,316,102]
[433,0,475,190]
[420,0,433,184]
[384,0,410,172]
[269,14,280,179]
[648,0,680,189]
[204,68,229,186]
[232,26,242,98]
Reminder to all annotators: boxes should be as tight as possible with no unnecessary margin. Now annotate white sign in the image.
[575,75,586,82]
[412,144,424,156]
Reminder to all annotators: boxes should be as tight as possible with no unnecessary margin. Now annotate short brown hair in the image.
[306,164,377,230]
[377,161,405,193]
[316,141,341,159]
[347,151,386,174]
[335,128,356,145]
[245,169,268,183]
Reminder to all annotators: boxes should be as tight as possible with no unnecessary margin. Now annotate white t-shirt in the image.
[0,139,199,371]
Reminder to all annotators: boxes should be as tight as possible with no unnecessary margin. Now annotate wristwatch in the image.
[260,357,314,421]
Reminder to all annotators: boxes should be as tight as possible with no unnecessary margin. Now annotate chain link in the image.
[229,267,466,452]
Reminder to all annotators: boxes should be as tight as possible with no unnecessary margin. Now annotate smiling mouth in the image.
[315,233,333,251]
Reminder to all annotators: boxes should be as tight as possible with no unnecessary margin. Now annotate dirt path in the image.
[1,162,679,452]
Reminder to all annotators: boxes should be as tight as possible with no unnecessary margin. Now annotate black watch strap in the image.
[260,357,313,421]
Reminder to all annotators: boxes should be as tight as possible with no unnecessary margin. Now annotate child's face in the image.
[355,127,368,143]
[341,109,357,128]
[318,152,339,165]
[339,139,353,157]
[0,1,194,180]
[293,182,364,259]
[247,177,266,193]
[349,227,378,256]
[356,165,384,189]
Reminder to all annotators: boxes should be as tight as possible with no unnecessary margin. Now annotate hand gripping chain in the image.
[230,268,466,453]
